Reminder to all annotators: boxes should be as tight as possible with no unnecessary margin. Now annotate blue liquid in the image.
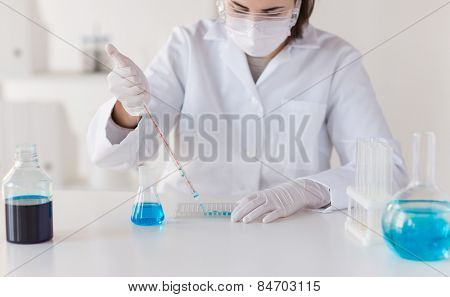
[131,202,165,226]
[206,211,232,217]
[382,200,449,261]
[5,195,53,244]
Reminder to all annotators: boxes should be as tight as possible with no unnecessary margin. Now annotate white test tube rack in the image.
[345,139,394,246]
[176,202,236,217]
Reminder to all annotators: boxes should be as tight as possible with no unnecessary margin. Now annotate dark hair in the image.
[291,0,315,39]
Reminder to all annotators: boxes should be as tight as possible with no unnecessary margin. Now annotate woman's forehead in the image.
[229,0,294,10]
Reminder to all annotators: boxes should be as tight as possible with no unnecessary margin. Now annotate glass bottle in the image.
[2,144,53,244]
[131,165,165,226]
[382,132,449,261]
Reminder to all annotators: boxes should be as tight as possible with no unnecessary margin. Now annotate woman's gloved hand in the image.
[231,179,330,224]
[105,43,150,117]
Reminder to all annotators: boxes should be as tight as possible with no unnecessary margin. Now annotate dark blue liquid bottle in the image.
[2,144,53,244]
[5,195,53,244]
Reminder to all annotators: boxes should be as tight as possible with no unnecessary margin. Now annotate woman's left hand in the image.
[231,180,330,224]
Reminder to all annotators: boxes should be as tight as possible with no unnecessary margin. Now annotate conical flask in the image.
[131,165,165,226]
[382,132,449,261]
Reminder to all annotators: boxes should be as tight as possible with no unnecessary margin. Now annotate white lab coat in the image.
[87,19,408,212]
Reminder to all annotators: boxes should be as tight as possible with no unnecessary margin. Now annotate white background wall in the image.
[0,0,449,192]
[37,0,216,72]
[311,0,450,193]
[0,0,217,190]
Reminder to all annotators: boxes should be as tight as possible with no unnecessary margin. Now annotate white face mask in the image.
[225,16,293,57]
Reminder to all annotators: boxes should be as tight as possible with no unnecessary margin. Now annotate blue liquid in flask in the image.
[131,202,165,226]
[382,200,449,261]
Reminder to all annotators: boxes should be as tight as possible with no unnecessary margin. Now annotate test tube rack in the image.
[176,202,236,217]
[345,139,394,246]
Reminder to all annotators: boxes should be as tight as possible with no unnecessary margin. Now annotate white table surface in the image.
[1,190,448,277]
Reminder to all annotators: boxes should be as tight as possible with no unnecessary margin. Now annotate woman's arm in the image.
[111,100,141,129]
[87,26,189,169]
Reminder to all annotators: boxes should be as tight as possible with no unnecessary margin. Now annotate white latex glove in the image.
[231,180,330,224]
[105,43,150,116]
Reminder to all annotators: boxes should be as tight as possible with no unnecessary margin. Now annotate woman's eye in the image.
[231,8,248,15]
[265,10,287,17]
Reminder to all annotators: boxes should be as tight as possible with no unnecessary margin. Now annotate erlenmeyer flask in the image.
[131,165,165,226]
[382,132,449,261]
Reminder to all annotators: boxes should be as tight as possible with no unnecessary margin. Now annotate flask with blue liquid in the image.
[2,144,53,244]
[131,165,165,226]
[382,132,449,261]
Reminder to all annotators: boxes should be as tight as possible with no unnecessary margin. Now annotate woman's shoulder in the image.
[306,25,362,59]
[169,19,224,43]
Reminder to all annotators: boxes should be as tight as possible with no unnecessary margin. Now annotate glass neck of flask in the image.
[411,133,437,188]
[14,145,40,168]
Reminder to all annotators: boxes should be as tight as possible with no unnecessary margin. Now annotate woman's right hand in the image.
[105,44,150,118]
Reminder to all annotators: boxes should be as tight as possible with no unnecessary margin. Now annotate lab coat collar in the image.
[204,20,321,50]
[289,25,321,49]
[220,40,260,98]
[209,20,320,94]
[204,20,228,41]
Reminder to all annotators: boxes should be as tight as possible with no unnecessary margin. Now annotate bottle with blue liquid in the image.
[382,132,449,261]
[2,144,53,244]
[131,165,165,226]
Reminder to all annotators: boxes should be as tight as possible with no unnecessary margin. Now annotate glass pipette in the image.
[142,102,230,217]
[141,102,202,201]
[104,43,208,213]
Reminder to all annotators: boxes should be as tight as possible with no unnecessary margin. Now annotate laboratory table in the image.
[0,190,448,277]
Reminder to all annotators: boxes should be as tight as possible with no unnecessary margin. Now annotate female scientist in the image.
[87,0,408,223]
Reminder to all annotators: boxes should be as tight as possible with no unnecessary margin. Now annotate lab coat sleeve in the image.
[106,113,136,145]
[86,26,189,170]
[303,48,409,212]
[87,97,146,169]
